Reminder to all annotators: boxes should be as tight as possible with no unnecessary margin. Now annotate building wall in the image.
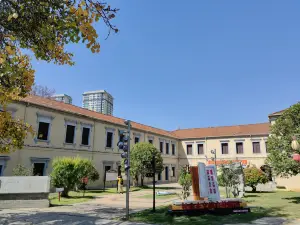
[1,102,178,188]
[178,135,268,168]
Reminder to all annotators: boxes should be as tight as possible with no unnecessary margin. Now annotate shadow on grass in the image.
[245,191,276,194]
[283,197,300,204]
[129,206,289,225]
[142,186,180,190]
[243,195,259,198]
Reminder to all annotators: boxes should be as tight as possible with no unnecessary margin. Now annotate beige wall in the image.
[1,102,179,188]
[178,135,268,168]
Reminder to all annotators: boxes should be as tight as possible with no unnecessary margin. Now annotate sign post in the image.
[152,155,156,212]
[56,188,64,202]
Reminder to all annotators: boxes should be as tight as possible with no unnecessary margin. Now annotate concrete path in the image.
[0,183,298,225]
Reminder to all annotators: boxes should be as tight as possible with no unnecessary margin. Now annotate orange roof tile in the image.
[20,95,177,139]
[171,123,270,139]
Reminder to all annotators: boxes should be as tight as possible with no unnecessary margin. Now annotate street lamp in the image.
[211,149,217,166]
[291,135,300,162]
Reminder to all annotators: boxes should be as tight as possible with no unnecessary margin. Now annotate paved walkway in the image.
[0,183,298,225]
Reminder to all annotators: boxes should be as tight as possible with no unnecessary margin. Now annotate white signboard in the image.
[106,171,118,181]
[0,176,50,194]
[198,162,209,198]
[56,188,64,192]
[205,165,221,202]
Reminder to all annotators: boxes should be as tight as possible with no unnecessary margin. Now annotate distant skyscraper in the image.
[52,94,72,104]
[82,90,114,115]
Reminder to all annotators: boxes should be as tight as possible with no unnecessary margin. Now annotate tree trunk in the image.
[133,175,138,187]
[141,176,144,186]
[252,185,257,193]
[61,188,69,197]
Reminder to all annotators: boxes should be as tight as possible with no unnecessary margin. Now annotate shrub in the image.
[178,167,192,200]
[12,164,32,176]
[244,166,268,192]
[51,156,99,197]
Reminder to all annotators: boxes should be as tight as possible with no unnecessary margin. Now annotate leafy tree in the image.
[51,156,99,197]
[30,84,55,98]
[121,142,163,187]
[12,164,32,176]
[244,166,268,192]
[0,0,118,153]
[266,103,300,177]
[218,163,242,198]
[178,167,192,200]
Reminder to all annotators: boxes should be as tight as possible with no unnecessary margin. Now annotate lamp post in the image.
[291,135,300,162]
[211,149,217,166]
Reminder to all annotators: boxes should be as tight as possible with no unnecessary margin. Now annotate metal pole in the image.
[126,120,131,220]
[152,154,156,212]
[214,149,217,167]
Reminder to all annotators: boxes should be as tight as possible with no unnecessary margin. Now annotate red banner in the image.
[207,160,247,165]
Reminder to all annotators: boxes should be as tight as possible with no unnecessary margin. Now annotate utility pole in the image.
[125,120,131,220]
[118,120,131,220]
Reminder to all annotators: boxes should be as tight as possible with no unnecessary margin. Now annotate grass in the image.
[49,187,142,206]
[129,190,300,225]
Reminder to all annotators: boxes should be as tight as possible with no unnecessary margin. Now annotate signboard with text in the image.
[208,160,247,166]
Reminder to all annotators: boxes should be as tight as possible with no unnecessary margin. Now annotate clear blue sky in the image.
[33,1,300,131]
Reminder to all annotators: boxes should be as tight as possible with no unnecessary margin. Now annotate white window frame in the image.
[171,141,176,155]
[105,128,115,149]
[80,123,92,147]
[64,119,77,145]
[35,113,54,144]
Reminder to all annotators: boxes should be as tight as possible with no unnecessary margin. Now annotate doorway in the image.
[33,163,45,176]
[165,166,169,181]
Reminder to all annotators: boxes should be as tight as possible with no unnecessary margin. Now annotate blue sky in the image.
[33,1,300,131]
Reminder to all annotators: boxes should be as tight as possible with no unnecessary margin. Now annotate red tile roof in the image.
[20,95,177,139]
[268,109,286,117]
[19,95,270,140]
[171,123,270,139]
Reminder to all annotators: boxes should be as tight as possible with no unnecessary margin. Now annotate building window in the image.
[65,124,75,144]
[31,157,49,176]
[253,142,261,154]
[187,144,193,155]
[33,163,45,176]
[172,166,176,177]
[236,142,243,154]
[166,142,169,154]
[221,143,228,154]
[37,122,50,141]
[265,142,268,153]
[134,137,139,144]
[172,143,176,155]
[158,172,161,181]
[36,115,53,142]
[81,127,90,146]
[149,139,153,144]
[106,131,113,148]
[160,141,164,153]
[197,144,204,155]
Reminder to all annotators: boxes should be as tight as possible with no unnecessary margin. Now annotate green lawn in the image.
[129,191,300,225]
[49,187,142,206]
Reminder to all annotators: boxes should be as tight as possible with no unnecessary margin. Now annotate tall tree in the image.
[0,0,118,153]
[266,103,300,177]
[30,84,55,98]
[122,142,163,187]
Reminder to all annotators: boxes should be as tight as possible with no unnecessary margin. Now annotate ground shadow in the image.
[245,191,276,194]
[128,206,289,225]
[243,194,259,198]
[283,197,300,204]
[0,211,117,225]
